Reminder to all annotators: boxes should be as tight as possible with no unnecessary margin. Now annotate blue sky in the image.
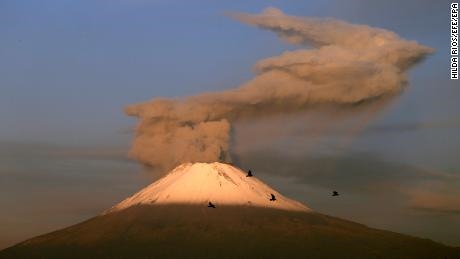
[0,0,457,146]
[1,0,459,248]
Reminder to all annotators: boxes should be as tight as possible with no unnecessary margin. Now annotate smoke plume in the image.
[125,8,433,170]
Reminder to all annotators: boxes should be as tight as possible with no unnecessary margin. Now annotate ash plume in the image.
[125,7,433,170]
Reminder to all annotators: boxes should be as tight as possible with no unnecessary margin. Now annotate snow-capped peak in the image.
[107,162,310,213]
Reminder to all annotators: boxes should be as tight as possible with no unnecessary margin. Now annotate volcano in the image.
[1,162,458,258]
[106,162,309,213]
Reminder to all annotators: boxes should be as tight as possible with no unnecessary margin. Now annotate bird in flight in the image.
[246,170,253,177]
[208,201,216,208]
[269,193,276,201]
[332,191,339,196]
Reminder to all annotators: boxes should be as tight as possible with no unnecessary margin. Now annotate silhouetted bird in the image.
[208,202,216,208]
[246,170,253,177]
[332,191,339,196]
[269,193,276,201]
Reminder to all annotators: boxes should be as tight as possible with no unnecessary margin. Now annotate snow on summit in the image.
[107,162,310,213]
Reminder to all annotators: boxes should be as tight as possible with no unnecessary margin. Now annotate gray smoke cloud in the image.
[125,7,433,170]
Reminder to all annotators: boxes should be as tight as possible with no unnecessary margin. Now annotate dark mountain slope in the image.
[1,205,458,259]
